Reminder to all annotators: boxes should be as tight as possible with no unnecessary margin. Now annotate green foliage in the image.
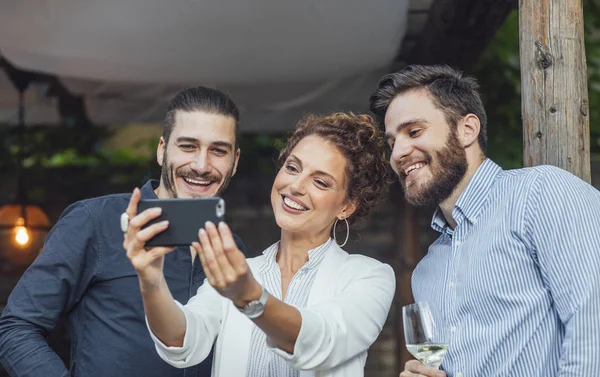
[474,2,600,169]
[235,132,289,177]
[584,0,600,162]
[0,125,151,171]
[0,124,157,204]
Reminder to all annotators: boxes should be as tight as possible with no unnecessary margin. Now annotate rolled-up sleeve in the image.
[267,261,395,371]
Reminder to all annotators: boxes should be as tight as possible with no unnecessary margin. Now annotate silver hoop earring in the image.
[333,218,350,247]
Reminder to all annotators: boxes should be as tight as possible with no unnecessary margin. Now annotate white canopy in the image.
[0,0,410,130]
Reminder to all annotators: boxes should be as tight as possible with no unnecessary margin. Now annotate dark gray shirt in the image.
[0,180,245,377]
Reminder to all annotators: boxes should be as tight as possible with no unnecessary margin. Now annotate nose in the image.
[289,174,307,195]
[191,149,210,173]
[390,137,413,171]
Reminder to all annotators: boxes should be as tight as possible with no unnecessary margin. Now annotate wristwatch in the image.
[237,286,269,319]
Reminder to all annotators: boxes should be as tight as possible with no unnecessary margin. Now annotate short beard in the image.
[160,148,235,198]
[400,128,468,207]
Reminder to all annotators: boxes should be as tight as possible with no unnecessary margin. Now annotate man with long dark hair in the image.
[0,86,246,377]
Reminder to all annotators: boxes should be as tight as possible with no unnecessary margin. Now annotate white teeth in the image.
[283,196,308,211]
[184,177,211,185]
[405,163,425,175]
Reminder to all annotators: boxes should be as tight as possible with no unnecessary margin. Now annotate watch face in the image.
[245,301,265,317]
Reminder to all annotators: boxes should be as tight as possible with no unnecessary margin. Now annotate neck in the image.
[277,229,330,275]
[154,183,169,199]
[439,154,486,229]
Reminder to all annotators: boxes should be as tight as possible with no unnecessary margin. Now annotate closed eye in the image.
[285,164,299,173]
[180,144,196,151]
[212,148,227,156]
[314,179,329,188]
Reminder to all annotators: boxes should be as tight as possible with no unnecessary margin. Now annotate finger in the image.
[145,246,176,260]
[125,207,163,250]
[122,188,141,247]
[402,361,418,377]
[128,246,174,274]
[191,242,202,255]
[125,187,141,218]
[129,207,163,233]
[217,222,247,273]
[198,228,225,287]
[127,220,169,258]
[127,220,169,255]
[194,241,211,281]
[205,222,237,282]
[406,360,443,377]
[196,239,220,288]
[135,220,170,243]
[204,222,225,255]
[399,371,418,377]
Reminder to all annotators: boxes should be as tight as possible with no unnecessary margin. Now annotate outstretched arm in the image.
[195,221,395,371]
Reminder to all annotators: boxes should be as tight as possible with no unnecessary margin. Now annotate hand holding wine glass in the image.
[402,302,448,369]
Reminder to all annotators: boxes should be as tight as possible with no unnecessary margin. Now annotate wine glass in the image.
[402,302,449,369]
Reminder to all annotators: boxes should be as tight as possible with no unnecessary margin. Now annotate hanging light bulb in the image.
[13,217,31,247]
[0,77,51,266]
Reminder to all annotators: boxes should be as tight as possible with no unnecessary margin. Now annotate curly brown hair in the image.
[278,112,392,227]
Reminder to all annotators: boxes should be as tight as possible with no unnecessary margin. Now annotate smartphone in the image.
[137,197,226,247]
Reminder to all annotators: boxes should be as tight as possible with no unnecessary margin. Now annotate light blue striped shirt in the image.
[412,158,600,377]
[246,238,331,377]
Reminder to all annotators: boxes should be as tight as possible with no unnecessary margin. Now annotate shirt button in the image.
[455,240,462,246]
[449,281,455,287]
[451,326,457,333]
[456,373,463,377]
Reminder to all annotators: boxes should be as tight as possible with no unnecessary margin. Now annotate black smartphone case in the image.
[137,197,225,246]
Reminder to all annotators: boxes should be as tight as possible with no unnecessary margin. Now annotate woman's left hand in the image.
[193,221,262,308]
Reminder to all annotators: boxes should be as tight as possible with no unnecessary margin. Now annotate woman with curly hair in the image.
[124,112,396,377]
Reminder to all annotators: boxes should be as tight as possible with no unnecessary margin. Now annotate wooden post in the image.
[519,0,591,182]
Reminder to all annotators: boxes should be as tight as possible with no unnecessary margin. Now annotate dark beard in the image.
[399,129,468,207]
[160,148,235,198]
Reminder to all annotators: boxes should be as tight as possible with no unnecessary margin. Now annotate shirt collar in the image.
[261,238,333,273]
[431,158,502,233]
[140,179,160,199]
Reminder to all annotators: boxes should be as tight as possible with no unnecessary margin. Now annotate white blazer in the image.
[149,241,396,377]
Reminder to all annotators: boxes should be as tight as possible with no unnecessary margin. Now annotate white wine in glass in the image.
[402,302,449,369]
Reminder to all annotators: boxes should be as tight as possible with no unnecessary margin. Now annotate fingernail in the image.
[199,228,206,235]
[161,220,169,226]
[218,221,226,228]
[153,207,162,213]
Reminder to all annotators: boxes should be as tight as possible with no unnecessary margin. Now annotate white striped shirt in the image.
[246,238,332,377]
[412,159,600,377]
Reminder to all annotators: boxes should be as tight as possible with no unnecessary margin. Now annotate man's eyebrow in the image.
[211,141,233,150]
[385,118,429,139]
[175,137,233,150]
[175,136,199,144]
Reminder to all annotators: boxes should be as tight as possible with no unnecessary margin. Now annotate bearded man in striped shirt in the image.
[370,64,600,377]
